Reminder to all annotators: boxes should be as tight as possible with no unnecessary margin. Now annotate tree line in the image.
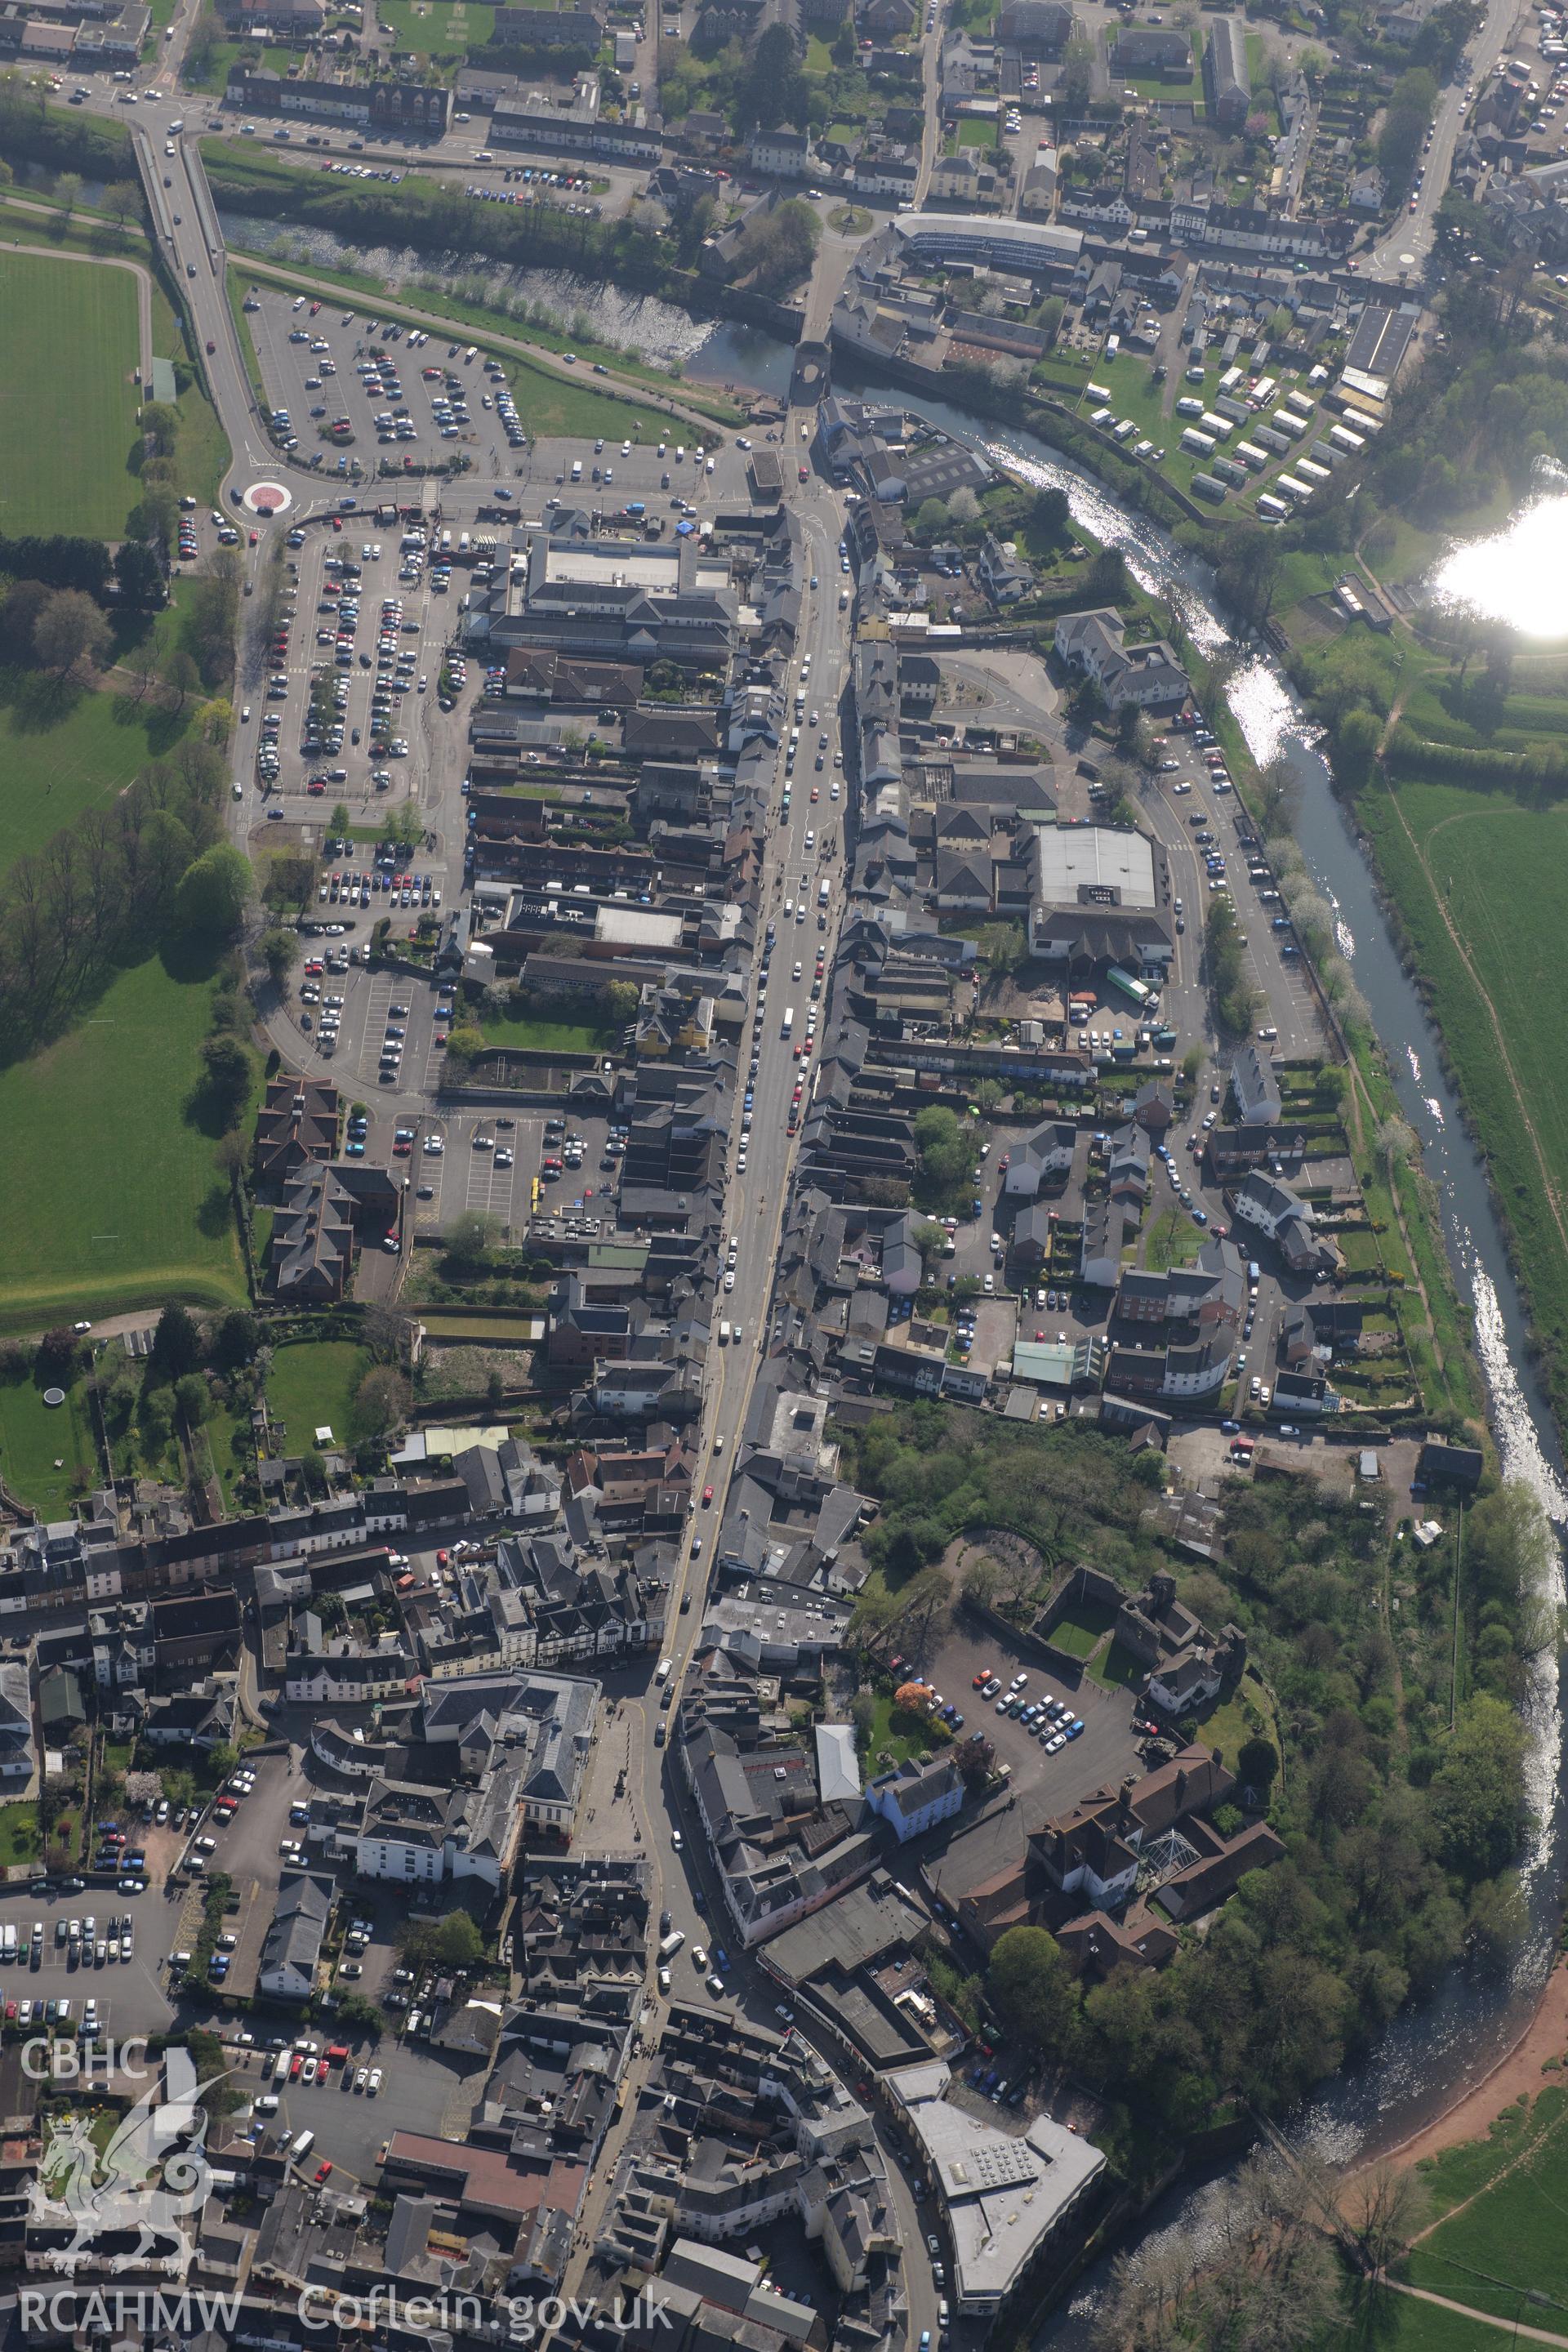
[0,734,238,1066]
[0,74,134,180]
[837,1405,1539,2178]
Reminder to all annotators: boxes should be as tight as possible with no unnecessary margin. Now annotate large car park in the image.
[241,290,512,478]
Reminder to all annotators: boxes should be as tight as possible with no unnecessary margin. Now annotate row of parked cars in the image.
[974,1668,1087,1746]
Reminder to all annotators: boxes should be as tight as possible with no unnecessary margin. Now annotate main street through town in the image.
[83,26,946,2329]
[54,1,1508,2325]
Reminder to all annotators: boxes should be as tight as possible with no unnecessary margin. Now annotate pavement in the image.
[1365,0,1528,286]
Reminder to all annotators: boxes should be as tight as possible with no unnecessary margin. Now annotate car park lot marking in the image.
[412,1128,447,1230]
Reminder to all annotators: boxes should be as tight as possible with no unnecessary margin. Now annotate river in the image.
[868,397,1568,2337]
[540,289,1568,2304]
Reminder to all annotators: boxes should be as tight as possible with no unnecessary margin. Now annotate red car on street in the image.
[702,1484,715,1506]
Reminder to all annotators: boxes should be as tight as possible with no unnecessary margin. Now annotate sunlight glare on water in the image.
[1429,485,1568,637]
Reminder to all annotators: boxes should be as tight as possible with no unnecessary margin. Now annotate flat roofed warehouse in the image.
[1033,826,1157,910]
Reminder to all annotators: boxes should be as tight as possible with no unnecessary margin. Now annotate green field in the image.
[0,673,189,880]
[1359,777,1568,1426]
[379,0,496,50]
[265,1341,370,1450]
[480,1006,617,1054]
[0,956,248,1327]
[956,116,999,147]
[0,252,141,537]
[0,1376,98,1514]
[1400,2087,1568,2326]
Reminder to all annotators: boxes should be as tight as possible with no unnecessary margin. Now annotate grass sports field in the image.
[0,251,141,537]
[265,1342,371,1451]
[1359,777,1568,1425]
[378,0,496,51]
[0,671,189,879]
[0,954,248,1328]
[1396,2085,1568,2327]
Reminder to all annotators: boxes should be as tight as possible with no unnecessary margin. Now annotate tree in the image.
[1431,1693,1529,1882]
[850,1690,876,1744]
[333,1992,387,2038]
[1339,2161,1427,2277]
[35,1327,78,1385]
[443,1022,486,1068]
[1236,1736,1279,1796]
[129,482,179,554]
[889,1565,953,1655]
[1215,522,1282,626]
[212,1310,260,1372]
[912,1104,975,1194]
[1030,483,1071,545]
[140,400,179,459]
[103,179,140,232]
[166,648,200,714]
[362,1303,413,1365]
[53,171,82,222]
[137,1386,173,1456]
[351,1364,412,1441]
[330,801,351,837]
[33,588,110,677]
[399,1909,484,1971]
[988,1926,1078,2060]
[150,1303,202,1380]
[0,577,52,662]
[446,1209,497,1268]
[185,2028,239,2117]
[1254,755,1300,836]
[885,1529,926,1583]
[199,1033,254,1130]
[260,929,296,991]
[1059,29,1093,115]
[173,844,252,937]
[742,21,805,127]
[1379,65,1438,180]
[175,1371,209,1428]
[114,538,165,612]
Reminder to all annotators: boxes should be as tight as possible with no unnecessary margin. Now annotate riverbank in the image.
[1371,1960,1568,2180]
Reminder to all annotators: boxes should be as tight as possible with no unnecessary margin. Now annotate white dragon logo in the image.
[27,2072,221,2275]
